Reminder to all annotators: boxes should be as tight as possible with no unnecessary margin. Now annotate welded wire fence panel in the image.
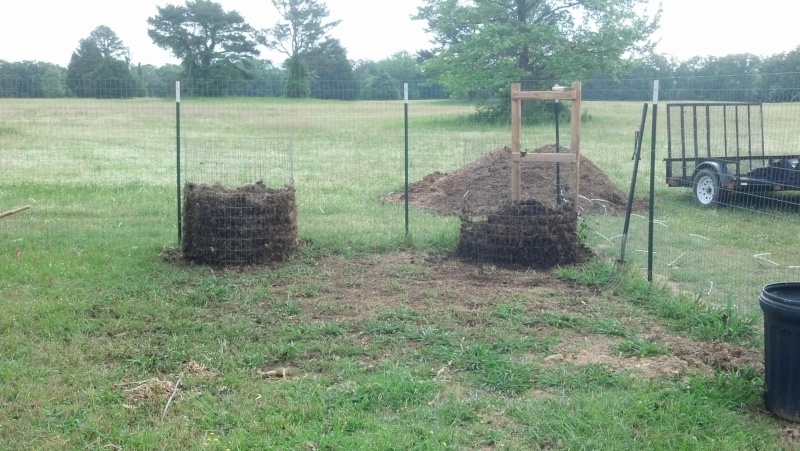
[0,83,176,261]
[182,137,293,188]
[3,74,800,314]
[174,83,415,255]
[179,97,298,265]
[1,97,175,186]
[583,75,800,316]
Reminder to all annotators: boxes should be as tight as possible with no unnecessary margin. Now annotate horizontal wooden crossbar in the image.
[512,153,577,164]
[511,90,577,101]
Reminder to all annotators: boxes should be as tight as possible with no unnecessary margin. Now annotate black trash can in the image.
[760,282,800,422]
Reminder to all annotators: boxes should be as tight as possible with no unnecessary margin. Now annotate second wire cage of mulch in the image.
[456,145,588,268]
[181,138,297,266]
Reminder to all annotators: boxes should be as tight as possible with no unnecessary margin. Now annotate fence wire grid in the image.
[3,76,800,314]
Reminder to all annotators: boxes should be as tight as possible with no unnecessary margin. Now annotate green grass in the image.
[1,97,798,449]
[0,242,783,449]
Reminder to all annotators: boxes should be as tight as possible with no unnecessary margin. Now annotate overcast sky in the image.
[2,0,798,67]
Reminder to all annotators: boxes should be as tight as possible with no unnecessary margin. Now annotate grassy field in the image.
[1,97,799,449]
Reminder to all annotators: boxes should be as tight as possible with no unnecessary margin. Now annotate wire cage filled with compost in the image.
[181,138,297,265]
[455,145,589,268]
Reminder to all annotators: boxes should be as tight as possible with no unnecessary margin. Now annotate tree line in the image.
[585,52,800,103]
[0,0,446,100]
[0,52,446,100]
[1,0,799,104]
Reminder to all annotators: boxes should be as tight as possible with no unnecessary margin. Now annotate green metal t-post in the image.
[404,83,409,237]
[176,81,182,243]
[648,80,659,282]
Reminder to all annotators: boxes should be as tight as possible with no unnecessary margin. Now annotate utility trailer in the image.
[664,102,800,206]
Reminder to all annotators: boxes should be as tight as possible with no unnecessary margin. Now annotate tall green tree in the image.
[67,26,136,98]
[135,63,184,97]
[364,69,399,100]
[283,55,310,98]
[91,59,138,98]
[373,52,423,86]
[414,0,661,98]
[66,37,104,96]
[89,25,130,61]
[232,58,284,97]
[300,38,356,100]
[353,52,449,99]
[261,0,341,98]
[759,48,800,102]
[41,66,67,98]
[147,0,260,90]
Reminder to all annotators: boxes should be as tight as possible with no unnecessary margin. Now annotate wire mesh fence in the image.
[178,98,297,265]
[3,75,800,315]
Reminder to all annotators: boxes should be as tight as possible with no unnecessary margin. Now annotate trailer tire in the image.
[693,169,726,207]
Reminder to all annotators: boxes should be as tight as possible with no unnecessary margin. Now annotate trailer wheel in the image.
[693,169,725,207]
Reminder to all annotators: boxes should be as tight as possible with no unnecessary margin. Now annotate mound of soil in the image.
[382,145,647,216]
[382,145,646,268]
[182,182,298,265]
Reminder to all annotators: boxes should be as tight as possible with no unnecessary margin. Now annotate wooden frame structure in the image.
[511,82,582,203]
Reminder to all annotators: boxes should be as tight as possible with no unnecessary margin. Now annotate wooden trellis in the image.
[510,81,582,203]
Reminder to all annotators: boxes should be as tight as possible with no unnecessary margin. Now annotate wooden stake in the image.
[0,205,31,220]
[511,83,522,202]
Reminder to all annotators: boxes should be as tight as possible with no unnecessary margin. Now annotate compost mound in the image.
[182,182,298,265]
[457,199,591,268]
[382,145,647,216]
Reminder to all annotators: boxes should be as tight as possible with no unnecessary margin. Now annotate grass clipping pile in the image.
[182,182,298,265]
[383,145,646,268]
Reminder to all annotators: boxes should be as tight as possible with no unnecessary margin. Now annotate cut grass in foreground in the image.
[0,225,787,449]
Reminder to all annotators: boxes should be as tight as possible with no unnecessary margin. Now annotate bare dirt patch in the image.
[543,332,692,379]
[266,252,763,383]
[120,377,176,403]
[541,328,763,380]
[119,361,219,404]
[294,252,602,325]
[780,425,800,449]
[655,334,764,373]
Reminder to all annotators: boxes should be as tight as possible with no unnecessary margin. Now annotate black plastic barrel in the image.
[760,282,800,422]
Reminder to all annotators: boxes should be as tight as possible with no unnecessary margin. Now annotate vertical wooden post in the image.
[511,83,522,202]
[570,81,582,205]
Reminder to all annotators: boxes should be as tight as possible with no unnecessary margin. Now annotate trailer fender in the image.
[694,161,734,189]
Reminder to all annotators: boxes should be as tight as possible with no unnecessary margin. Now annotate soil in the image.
[381,145,648,269]
[293,252,764,383]
[381,145,649,217]
[456,199,591,268]
[182,182,298,265]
